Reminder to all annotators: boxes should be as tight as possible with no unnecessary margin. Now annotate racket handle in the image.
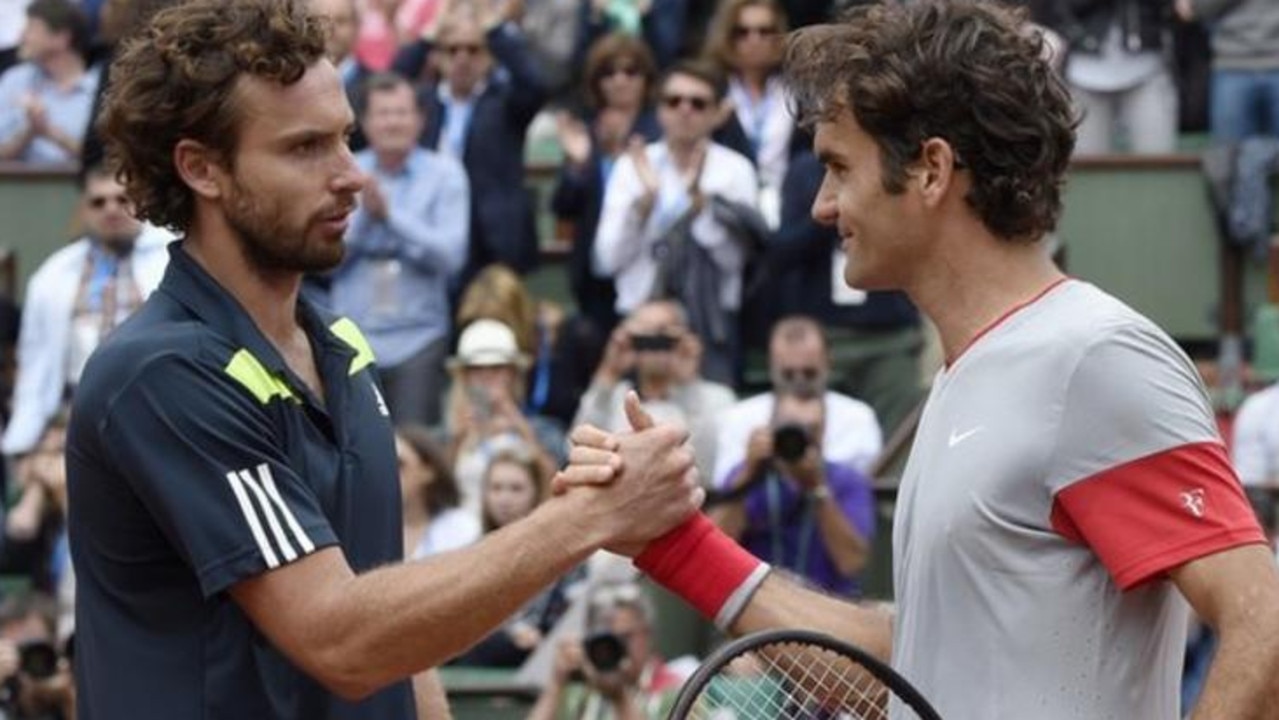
[634,513,770,630]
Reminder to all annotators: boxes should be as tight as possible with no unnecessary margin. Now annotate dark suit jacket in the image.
[749,151,918,341]
[550,109,660,333]
[395,24,549,277]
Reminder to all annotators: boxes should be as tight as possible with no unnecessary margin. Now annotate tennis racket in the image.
[668,629,942,720]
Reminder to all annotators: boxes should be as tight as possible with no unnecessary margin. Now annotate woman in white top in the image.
[395,424,481,561]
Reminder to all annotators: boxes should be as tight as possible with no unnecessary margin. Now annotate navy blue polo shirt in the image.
[66,243,413,720]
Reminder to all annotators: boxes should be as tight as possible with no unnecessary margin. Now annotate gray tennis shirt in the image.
[891,279,1263,720]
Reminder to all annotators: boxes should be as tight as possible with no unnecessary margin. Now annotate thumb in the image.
[623,390,654,432]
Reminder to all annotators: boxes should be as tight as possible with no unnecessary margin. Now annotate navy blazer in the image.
[550,109,661,332]
[755,151,919,333]
[396,24,549,276]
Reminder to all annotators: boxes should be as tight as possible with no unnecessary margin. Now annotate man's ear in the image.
[915,137,959,209]
[173,139,227,201]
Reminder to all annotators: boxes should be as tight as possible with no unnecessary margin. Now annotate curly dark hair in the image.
[98,0,327,233]
[784,0,1077,242]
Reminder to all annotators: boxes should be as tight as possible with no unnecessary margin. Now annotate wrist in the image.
[806,484,831,502]
[634,514,770,629]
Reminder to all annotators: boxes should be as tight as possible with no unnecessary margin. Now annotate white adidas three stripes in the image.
[225,463,316,568]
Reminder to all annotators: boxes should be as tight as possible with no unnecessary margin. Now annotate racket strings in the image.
[683,639,903,720]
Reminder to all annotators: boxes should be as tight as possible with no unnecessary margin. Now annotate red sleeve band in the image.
[634,513,766,625]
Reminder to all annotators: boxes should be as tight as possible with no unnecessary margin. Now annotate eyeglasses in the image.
[661,93,713,112]
[732,24,780,40]
[87,194,130,210]
[442,43,483,57]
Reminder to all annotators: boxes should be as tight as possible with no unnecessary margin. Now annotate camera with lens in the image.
[772,423,810,463]
[581,631,627,673]
[17,641,58,681]
[629,333,677,353]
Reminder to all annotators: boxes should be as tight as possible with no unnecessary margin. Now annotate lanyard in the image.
[765,472,815,576]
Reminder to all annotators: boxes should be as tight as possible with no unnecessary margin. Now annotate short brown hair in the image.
[660,59,727,102]
[785,1,1077,241]
[582,32,657,110]
[99,0,327,233]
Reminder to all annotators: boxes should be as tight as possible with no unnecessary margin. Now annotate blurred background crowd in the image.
[0,0,1277,717]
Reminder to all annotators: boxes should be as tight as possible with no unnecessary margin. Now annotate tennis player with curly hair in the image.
[563,2,1279,718]
[65,1,703,718]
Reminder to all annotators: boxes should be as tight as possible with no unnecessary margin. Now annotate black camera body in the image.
[582,631,627,673]
[629,333,677,353]
[18,641,58,680]
[772,423,811,463]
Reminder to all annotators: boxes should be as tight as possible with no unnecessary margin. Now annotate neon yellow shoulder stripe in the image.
[329,317,376,376]
[225,349,299,405]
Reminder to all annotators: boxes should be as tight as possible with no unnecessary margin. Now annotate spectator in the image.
[445,318,566,516]
[0,592,72,720]
[451,446,584,668]
[0,0,96,164]
[0,416,69,595]
[593,59,759,384]
[702,0,799,223]
[1229,380,1279,487]
[456,264,588,428]
[713,315,881,487]
[573,299,735,481]
[328,72,469,427]
[308,0,371,149]
[708,389,876,597]
[1047,0,1179,154]
[527,580,687,720]
[393,0,549,280]
[396,424,480,560]
[0,1,32,75]
[1176,0,1279,142]
[79,0,180,175]
[757,151,923,433]
[553,32,661,338]
[1,164,168,463]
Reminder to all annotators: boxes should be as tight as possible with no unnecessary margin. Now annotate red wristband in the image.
[635,513,766,625]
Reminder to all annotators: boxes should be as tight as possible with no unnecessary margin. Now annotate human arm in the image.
[1173,544,1279,720]
[484,1,549,129]
[97,353,700,700]
[593,144,655,276]
[707,431,772,539]
[412,669,452,720]
[793,462,873,579]
[526,635,583,720]
[384,156,470,276]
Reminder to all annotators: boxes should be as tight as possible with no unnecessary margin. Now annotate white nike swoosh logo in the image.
[948,426,984,448]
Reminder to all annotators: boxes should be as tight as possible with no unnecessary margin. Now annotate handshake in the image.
[551,391,704,557]
[552,392,769,628]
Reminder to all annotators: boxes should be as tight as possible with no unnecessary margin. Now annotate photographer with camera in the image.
[527,581,686,720]
[0,593,72,720]
[573,300,735,480]
[708,389,876,597]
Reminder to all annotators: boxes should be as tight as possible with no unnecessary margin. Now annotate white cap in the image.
[449,319,529,369]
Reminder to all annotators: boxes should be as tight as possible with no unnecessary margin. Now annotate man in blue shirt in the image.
[329,72,469,427]
[0,0,96,164]
[708,389,876,597]
[68,2,703,718]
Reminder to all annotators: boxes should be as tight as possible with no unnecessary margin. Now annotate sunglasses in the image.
[87,194,130,210]
[732,24,780,40]
[661,93,713,112]
[442,43,483,57]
